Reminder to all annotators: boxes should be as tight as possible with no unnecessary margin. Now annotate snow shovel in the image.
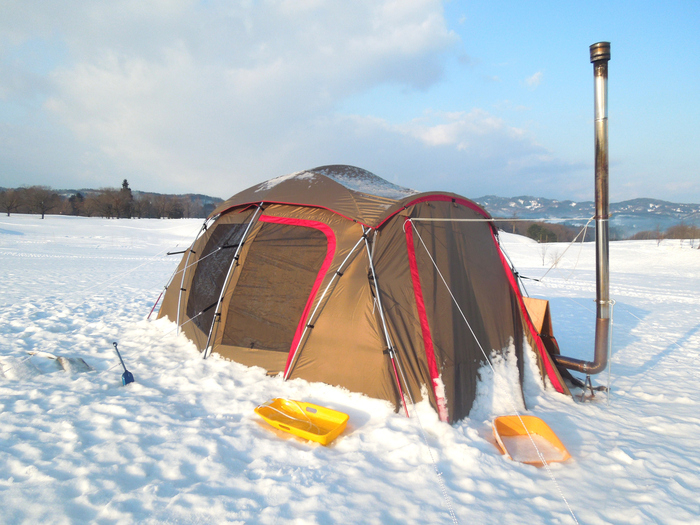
[113,342,135,385]
[493,415,570,466]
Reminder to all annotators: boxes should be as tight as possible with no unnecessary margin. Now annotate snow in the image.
[253,170,312,192]
[252,166,418,201]
[310,165,418,200]
[1,215,700,524]
[499,435,567,464]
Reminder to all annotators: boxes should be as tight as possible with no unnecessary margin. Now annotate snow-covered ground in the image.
[1,214,699,524]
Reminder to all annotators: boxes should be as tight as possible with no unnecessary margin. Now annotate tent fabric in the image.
[372,199,527,422]
[220,217,331,356]
[186,222,248,333]
[209,165,413,228]
[405,220,447,421]
[158,165,566,423]
[523,298,571,396]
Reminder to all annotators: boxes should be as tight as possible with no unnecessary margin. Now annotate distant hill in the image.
[4,184,698,237]
[475,196,700,238]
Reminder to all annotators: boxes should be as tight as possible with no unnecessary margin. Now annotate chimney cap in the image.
[590,42,611,63]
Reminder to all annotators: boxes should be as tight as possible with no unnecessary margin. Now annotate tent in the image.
[158,165,567,423]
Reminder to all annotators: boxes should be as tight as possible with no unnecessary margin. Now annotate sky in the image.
[1,0,699,203]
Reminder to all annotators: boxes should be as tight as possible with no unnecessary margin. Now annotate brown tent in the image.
[158,165,567,423]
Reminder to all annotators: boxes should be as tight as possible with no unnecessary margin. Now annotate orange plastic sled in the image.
[255,398,349,446]
[493,415,571,466]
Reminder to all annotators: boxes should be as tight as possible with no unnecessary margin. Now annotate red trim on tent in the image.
[257,215,337,377]
[215,194,491,230]
[376,195,491,229]
[213,200,373,229]
[489,229,565,393]
[404,220,449,422]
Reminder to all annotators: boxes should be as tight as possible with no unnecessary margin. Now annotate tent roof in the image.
[210,165,492,227]
[210,165,417,227]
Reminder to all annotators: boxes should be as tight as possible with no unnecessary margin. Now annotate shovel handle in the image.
[113,342,128,372]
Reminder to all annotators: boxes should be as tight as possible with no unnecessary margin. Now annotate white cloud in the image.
[394,110,522,151]
[2,0,460,194]
[525,71,542,88]
[0,1,592,201]
[288,110,590,199]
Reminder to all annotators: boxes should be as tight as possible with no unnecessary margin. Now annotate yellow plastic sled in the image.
[493,415,571,466]
[255,398,349,446]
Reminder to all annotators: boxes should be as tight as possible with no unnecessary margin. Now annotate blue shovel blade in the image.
[122,370,135,385]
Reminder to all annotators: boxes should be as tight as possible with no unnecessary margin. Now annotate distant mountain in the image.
[6,184,697,237]
[474,196,700,237]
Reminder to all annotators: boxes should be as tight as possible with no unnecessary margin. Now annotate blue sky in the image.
[1,1,698,203]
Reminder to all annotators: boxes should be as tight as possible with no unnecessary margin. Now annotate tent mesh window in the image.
[221,222,328,352]
[186,223,248,332]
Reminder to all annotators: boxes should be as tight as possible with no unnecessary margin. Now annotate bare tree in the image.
[93,189,119,218]
[154,195,170,219]
[24,186,60,219]
[111,190,128,219]
[82,193,101,217]
[0,189,23,216]
[134,194,157,218]
[182,197,193,218]
[539,243,548,266]
[548,248,563,268]
[132,195,145,218]
[167,197,185,219]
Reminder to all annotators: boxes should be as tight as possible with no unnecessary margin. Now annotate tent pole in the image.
[151,218,215,322]
[147,288,165,320]
[175,219,209,334]
[363,227,410,417]
[553,42,612,375]
[202,203,264,359]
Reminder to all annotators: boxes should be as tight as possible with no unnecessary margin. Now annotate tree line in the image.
[494,218,699,244]
[630,223,700,247]
[0,180,220,219]
[493,218,596,243]
[3,183,697,244]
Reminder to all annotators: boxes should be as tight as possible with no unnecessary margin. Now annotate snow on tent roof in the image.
[310,165,418,200]
[209,165,418,227]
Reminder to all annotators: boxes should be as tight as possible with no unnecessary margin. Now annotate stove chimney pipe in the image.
[553,42,611,375]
